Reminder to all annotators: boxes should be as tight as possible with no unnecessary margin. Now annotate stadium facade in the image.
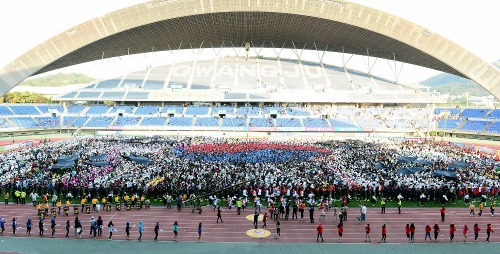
[0,0,499,99]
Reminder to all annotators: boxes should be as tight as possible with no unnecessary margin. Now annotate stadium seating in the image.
[212,106,234,115]
[485,122,500,133]
[434,108,461,116]
[0,106,14,115]
[84,116,115,127]
[125,92,149,100]
[236,107,260,116]
[86,106,111,115]
[385,119,412,129]
[194,117,220,127]
[276,118,302,128]
[161,106,185,114]
[37,105,64,114]
[134,106,160,115]
[185,106,210,115]
[67,105,86,114]
[330,119,359,129]
[63,116,89,128]
[221,118,247,127]
[109,106,135,114]
[140,117,167,126]
[143,81,164,90]
[112,117,141,127]
[460,109,488,118]
[437,119,464,130]
[0,118,13,128]
[249,118,274,127]
[94,79,121,89]
[9,105,40,115]
[485,109,500,119]
[459,120,491,132]
[9,117,40,128]
[356,118,387,129]
[302,118,330,128]
[35,117,60,128]
[285,107,310,116]
[167,117,193,126]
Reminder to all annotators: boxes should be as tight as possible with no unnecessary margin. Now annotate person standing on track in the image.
[154,222,159,241]
[449,224,456,242]
[216,207,223,223]
[97,216,103,237]
[0,217,5,234]
[138,221,143,241]
[51,218,56,238]
[11,218,17,235]
[107,221,114,240]
[262,212,268,228]
[440,206,446,222]
[380,224,387,243]
[26,218,32,236]
[424,224,432,241]
[253,212,259,229]
[486,223,494,242]
[197,222,203,242]
[65,220,70,238]
[410,223,416,243]
[490,203,495,217]
[364,223,371,242]
[380,199,386,214]
[124,222,130,240]
[433,223,440,242]
[316,223,324,242]
[173,221,179,241]
[39,218,44,236]
[469,202,475,216]
[405,224,410,241]
[463,224,468,242]
[473,223,480,242]
[276,220,281,239]
[337,222,344,243]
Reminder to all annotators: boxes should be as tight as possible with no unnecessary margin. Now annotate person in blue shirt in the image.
[197,222,203,242]
[26,218,32,236]
[0,217,5,234]
[138,221,143,241]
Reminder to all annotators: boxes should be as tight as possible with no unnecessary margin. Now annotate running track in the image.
[0,204,498,244]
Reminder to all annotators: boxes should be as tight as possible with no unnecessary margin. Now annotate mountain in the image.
[18,72,95,87]
[420,60,500,97]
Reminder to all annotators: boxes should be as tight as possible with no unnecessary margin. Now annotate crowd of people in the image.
[0,136,499,208]
[0,135,499,243]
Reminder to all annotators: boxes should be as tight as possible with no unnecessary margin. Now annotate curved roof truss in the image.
[0,0,499,98]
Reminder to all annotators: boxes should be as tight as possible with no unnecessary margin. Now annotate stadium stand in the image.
[9,105,40,115]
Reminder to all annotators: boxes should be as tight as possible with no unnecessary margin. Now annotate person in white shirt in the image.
[360,204,367,222]
[30,192,39,207]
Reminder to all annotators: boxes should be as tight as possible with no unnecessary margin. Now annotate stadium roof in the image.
[1,0,499,99]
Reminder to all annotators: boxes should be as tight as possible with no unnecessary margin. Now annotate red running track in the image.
[0,204,498,244]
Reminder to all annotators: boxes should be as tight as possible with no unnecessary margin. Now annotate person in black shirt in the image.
[253,212,259,229]
[217,207,223,223]
[97,216,103,236]
[154,222,159,241]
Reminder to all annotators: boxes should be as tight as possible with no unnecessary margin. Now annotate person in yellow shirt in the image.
[36,201,42,211]
[124,194,130,205]
[114,195,120,204]
[65,199,70,207]
[80,198,86,212]
[92,198,98,211]
[57,199,62,214]
[479,203,484,216]
[4,192,9,205]
[469,203,475,216]
[101,197,107,206]
[44,202,49,215]
[131,195,136,206]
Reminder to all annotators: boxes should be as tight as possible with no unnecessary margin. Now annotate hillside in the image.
[420,60,500,97]
[18,72,95,87]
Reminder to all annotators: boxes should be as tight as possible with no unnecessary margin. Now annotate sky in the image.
[0,0,498,84]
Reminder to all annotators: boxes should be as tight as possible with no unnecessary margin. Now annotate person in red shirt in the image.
[440,206,446,222]
[474,223,480,242]
[449,224,456,242]
[364,223,371,242]
[316,223,324,242]
[337,222,344,242]
[380,224,387,243]
[433,223,440,242]
[463,224,469,242]
[262,212,268,228]
[405,224,411,241]
[486,223,494,242]
[424,225,432,241]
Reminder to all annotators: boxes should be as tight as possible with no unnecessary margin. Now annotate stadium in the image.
[0,0,499,253]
